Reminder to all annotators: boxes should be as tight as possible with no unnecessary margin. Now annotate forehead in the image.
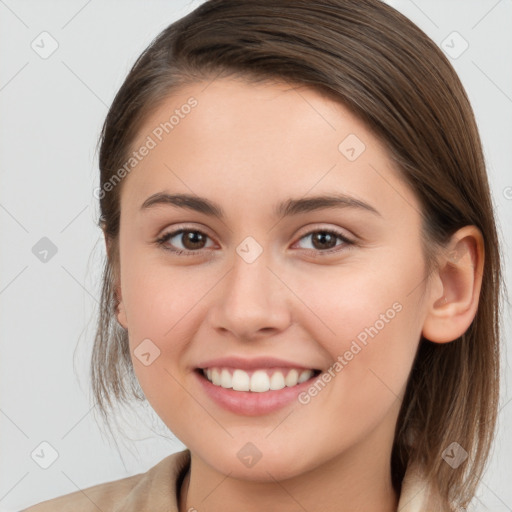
[122,77,417,223]
[133,77,378,153]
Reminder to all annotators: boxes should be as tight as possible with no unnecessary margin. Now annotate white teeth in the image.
[285,369,299,387]
[203,367,316,392]
[211,368,221,386]
[269,371,285,390]
[220,369,232,388]
[232,369,250,391]
[298,370,313,383]
[250,370,270,392]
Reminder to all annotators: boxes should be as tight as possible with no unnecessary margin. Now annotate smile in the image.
[194,356,325,415]
[201,367,321,392]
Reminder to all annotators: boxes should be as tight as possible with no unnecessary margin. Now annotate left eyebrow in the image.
[140,192,382,219]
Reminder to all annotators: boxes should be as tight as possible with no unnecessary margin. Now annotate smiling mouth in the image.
[197,367,322,393]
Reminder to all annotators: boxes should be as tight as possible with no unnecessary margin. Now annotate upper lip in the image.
[196,356,320,371]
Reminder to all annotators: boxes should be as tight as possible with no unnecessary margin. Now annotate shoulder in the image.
[398,461,453,512]
[20,473,143,512]
[21,449,191,512]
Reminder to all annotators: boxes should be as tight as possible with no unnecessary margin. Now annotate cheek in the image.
[121,250,208,341]
[295,256,420,351]
[293,248,423,409]
[293,287,419,452]
[119,255,218,408]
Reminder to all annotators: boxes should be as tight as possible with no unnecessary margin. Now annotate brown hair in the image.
[92,0,504,508]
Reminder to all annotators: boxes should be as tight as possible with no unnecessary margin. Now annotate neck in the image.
[179,433,398,512]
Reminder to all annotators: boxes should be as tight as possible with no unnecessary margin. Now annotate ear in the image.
[103,229,128,330]
[422,225,484,344]
[115,291,128,330]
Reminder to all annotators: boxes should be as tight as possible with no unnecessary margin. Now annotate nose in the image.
[208,247,293,342]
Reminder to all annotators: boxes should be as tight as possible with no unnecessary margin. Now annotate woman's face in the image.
[114,78,432,480]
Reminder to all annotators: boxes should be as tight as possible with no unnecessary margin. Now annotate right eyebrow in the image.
[140,192,224,217]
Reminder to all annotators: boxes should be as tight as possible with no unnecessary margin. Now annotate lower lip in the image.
[194,370,319,416]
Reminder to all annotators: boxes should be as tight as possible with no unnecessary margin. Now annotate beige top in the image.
[21,449,433,512]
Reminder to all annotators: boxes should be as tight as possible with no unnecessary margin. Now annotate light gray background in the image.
[1,1,511,510]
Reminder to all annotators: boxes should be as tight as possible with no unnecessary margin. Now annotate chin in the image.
[196,440,319,482]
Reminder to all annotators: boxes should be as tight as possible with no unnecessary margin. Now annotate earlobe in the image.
[113,276,128,329]
[103,229,128,330]
[116,295,128,330]
[421,226,484,344]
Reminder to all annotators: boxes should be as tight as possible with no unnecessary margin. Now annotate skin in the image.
[109,77,484,512]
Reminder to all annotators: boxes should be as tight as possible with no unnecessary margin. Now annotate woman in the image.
[23,0,504,510]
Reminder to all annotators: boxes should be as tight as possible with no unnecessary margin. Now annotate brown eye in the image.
[295,229,354,254]
[310,231,338,250]
[180,230,208,250]
[156,229,214,254]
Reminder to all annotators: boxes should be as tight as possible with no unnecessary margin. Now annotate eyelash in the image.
[155,226,355,257]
